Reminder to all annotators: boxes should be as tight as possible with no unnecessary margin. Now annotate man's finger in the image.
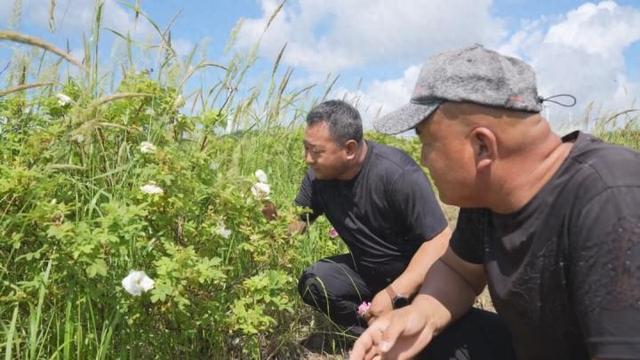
[376,311,415,353]
[379,309,434,359]
[364,343,382,360]
[349,331,374,360]
[350,320,390,360]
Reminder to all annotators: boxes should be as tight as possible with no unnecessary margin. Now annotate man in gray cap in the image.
[350,45,640,359]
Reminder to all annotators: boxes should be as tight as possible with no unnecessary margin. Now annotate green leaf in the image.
[86,259,108,278]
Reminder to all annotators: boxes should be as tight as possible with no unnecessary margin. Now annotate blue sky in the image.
[1,0,639,130]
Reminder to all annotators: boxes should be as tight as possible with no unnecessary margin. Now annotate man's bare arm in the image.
[367,227,451,322]
[350,247,486,360]
[392,227,452,297]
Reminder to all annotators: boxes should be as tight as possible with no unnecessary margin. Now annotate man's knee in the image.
[298,265,331,307]
[420,308,516,360]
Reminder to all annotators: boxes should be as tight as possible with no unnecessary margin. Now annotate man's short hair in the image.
[306,100,364,145]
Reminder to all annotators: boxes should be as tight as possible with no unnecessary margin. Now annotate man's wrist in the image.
[386,285,410,309]
[411,294,456,335]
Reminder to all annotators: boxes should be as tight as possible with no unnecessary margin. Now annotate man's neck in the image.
[488,135,574,214]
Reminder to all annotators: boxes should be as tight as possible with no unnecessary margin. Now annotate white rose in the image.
[251,182,270,199]
[121,270,155,296]
[139,141,157,154]
[255,169,268,184]
[140,183,163,195]
[56,93,72,106]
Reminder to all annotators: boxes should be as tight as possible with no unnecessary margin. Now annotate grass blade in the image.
[5,306,19,360]
[0,30,86,71]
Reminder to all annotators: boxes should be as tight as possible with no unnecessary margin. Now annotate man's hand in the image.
[350,304,436,360]
[261,199,278,220]
[366,288,394,324]
[351,252,485,360]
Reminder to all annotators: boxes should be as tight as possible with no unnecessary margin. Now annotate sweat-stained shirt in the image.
[451,131,640,359]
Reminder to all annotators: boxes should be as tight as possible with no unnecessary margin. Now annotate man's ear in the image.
[470,127,497,171]
[344,139,359,160]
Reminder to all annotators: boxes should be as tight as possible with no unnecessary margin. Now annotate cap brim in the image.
[373,100,441,135]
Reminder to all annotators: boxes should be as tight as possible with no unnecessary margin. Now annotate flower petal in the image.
[122,271,144,296]
[255,169,268,184]
[140,184,164,195]
[251,182,270,199]
[139,274,155,292]
[139,141,157,154]
[56,93,72,106]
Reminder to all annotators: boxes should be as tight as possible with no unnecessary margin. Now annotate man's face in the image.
[303,121,350,180]
[415,104,477,206]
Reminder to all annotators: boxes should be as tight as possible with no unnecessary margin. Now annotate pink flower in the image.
[328,228,339,238]
[357,301,371,317]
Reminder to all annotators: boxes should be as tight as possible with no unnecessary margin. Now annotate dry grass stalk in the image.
[0,82,54,97]
[0,30,86,71]
[89,92,153,108]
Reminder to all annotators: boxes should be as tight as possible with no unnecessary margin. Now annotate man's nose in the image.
[304,150,314,164]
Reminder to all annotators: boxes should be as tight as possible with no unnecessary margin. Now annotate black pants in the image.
[298,254,392,334]
[417,308,517,360]
[298,255,517,359]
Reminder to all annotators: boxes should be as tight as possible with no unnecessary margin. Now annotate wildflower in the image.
[56,93,72,106]
[251,182,270,199]
[328,228,339,238]
[216,222,232,239]
[255,169,268,184]
[121,270,155,296]
[357,301,371,317]
[140,183,164,195]
[209,162,220,171]
[139,141,157,154]
[71,134,85,143]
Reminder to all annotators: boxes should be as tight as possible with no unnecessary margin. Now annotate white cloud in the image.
[544,1,640,59]
[0,0,157,43]
[334,65,421,127]
[236,0,506,73]
[502,1,640,128]
[1,0,195,78]
[346,1,640,131]
[42,0,154,41]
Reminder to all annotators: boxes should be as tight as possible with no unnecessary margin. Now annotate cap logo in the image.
[509,95,525,103]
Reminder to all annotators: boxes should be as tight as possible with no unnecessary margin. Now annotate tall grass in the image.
[0,1,353,358]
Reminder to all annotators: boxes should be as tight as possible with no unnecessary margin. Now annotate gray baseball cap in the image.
[374,45,543,134]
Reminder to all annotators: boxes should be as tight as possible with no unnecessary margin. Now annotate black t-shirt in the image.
[451,131,640,359]
[295,141,447,278]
